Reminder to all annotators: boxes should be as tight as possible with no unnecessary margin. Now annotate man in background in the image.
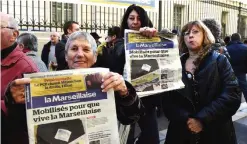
[244,39,247,45]
[1,12,38,144]
[90,32,102,46]
[95,26,124,75]
[202,18,230,59]
[41,32,60,70]
[55,21,80,70]
[227,33,247,102]
[17,33,47,72]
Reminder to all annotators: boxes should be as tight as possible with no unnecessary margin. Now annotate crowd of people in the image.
[1,3,247,144]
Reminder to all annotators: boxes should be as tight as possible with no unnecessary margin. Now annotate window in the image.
[64,3,73,21]
[52,2,74,24]
[52,3,62,24]
[239,15,247,39]
[221,11,228,37]
[173,5,182,30]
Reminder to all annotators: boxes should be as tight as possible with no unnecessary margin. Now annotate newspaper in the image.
[24,68,120,144]
[124,30,184,97]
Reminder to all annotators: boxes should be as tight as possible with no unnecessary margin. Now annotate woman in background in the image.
[163,20,241,144]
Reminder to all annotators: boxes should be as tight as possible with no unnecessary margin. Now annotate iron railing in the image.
[0,0,247,39]
[0,0,158,33]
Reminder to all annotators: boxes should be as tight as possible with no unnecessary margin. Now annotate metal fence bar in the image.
[7,0,9,14]
[81,3,83,31]
[13,0,15,18]
[1,0,246,37]
[0,0,2,12]
[99,6,102,33]
[95,6,97,31]
[50,1,52,31]
[104,6,106,31]
[55,2,58,32]
[26,0,28,30]
[60,2,62,31]
[86,5,88,32]
[32,0,34,30]
[44,0,46,31]
[38,0,40,31]
[91,5,93,32]
[20,0,22,30]
[65,3,68,21]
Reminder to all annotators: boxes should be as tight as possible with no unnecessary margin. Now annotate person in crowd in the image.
[226,33,247,101]
[1,12,38,144]
[243,39,247,45]
[17,33,47,72]
[96,26,124,75]
[90,32,102,46]
[172,29,180,36]
[224,35,231,46]
[55,21,80,70]
[118,4,160,144]
[41,32,60,70]
[202,18,230,59]
[163,20,241,144]
[4,31,143,144]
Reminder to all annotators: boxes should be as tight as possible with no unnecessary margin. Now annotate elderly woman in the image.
[4,31,143,144]
[163,20,241,144]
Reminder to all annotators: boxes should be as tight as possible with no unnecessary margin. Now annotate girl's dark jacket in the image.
[163,50,241,144]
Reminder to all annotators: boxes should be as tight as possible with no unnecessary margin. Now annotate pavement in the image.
[133,98,247,144]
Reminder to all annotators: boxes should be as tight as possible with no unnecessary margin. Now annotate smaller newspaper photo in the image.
[24,68,120,144]
[124,30,184,97]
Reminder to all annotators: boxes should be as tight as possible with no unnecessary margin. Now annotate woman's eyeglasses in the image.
[1,26,15,30]
[183,30,200,36]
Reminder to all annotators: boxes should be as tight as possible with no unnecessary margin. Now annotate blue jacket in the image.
[226,41,247,75]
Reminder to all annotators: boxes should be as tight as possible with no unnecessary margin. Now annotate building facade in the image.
[159,0,247,39]
[1,0,247,38]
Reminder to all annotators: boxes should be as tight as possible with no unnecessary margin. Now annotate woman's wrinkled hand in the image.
[10,78,31,104]
[139,27,157,37]
[101,72,128,96]
[187,118,203,134]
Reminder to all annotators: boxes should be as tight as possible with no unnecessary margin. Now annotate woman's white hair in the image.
[65,31,97,53]
[0,12,19,30]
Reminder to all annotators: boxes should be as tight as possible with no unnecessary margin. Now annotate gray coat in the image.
[26,51,48,72]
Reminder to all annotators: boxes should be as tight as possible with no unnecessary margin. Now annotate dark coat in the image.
[163,51,241,144]
[226,40,247,75]
[211,42,231,60]
[55,39,68,70]
[41,41,52,67]
[95,39,125,75]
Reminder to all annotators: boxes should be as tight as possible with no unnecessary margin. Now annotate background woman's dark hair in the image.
[120,4,152,37]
